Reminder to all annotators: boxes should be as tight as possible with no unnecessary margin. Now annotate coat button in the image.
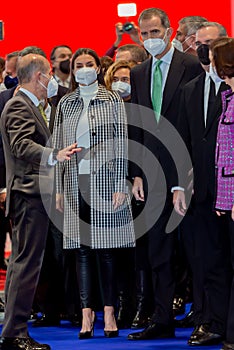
[202,138,207,142]
[92,131,96,136]
[91,115,95,119]
[92,171,96,175]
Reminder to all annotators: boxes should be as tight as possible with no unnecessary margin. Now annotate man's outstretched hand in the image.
[56,143,82,162]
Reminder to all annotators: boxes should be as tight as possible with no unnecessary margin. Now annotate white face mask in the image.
[39,74,59,98]
[172,38,183,52]
[75,67,97,86]
[209,63,224,83]
[111,81,131,98]
[172,36,193,53]
[143,29,169,57]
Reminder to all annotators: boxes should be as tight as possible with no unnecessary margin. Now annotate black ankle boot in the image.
[117,291,134,329]
[131,299,150,329]
[131,270,152,329]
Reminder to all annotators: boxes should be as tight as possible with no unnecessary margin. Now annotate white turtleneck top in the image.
[76,81,98,174]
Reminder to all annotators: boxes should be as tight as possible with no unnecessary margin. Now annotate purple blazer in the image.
[215,89,234,211]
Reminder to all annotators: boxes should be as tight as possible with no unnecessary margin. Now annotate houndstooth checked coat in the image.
[52,84,135,249]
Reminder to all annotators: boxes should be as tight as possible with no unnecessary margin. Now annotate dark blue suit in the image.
[129,48,203,326]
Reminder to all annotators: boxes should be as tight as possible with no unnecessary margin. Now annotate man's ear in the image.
[188,34,196,48]
[167,27,173,38]
[51,59,56,69]
[34,70,41,83]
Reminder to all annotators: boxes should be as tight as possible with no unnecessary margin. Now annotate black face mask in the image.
[59,59,70,74]
[4,75,18,89]
[196,44,210,65]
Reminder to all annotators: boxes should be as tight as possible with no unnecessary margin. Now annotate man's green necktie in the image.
[38,103,48,126]
[152,60,162,123]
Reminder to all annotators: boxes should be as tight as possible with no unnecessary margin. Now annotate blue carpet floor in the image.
[24,318,222,350]
[0,315,222,350]
[0,305,223,350]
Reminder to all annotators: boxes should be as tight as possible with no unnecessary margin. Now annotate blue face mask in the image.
[4,75,18,89]
[111,81,131,98]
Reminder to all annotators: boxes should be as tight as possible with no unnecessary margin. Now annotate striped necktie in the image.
[152,60,162,123]
[38,103,48,126]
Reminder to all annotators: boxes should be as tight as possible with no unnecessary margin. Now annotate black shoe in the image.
[221,342,234,350]
[174,310,194,328]
[128,322,175,340]
[79,312,96,339]
[0,336,51,350]
[79,328,94,339]
[131,309,150,329]
[79,322,95,339]
[173,297,185,316]
[104,330,119,338]
[188,324,223,346]
[189,325,203,340]
[32,314,60,327]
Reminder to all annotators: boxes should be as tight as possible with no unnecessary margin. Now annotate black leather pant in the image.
[76,245,117,309]
[76,175,117,309]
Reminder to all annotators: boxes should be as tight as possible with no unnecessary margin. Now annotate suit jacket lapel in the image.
[204,82,227,136]
[162,50,185,116]
[195,74,206,131]
[17,91,51,139]
[144,58,154,109]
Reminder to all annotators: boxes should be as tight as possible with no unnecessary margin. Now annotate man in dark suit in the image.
[0,53,79,350]
[0,46,72,326]
[173,22,231,346]
[1,48,81,328]
[127,7,203,340]
[0,133,9,271]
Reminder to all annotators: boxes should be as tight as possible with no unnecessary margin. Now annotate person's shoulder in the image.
[50,85,69,106]
[59,90,77,104]
[0,86,17,100]
[0,87,17,115]
[1,91,30,116]
[181,71,205,97]
[173,49,201,67]
[58,85,68,96]
[131,57,151,74]
[99,85,123,102]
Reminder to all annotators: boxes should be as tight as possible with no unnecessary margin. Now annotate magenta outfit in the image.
[215,89,234,211]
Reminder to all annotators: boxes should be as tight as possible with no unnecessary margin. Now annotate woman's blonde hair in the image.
[104,60,137,90]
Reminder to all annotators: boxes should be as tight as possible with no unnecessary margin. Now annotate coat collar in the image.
[68,84,114,103]
[16,90,51,138]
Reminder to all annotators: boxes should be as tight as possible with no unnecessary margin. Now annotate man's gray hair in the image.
[197,21,227,37]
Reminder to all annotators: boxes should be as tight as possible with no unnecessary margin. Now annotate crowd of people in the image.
[0,6,233,350]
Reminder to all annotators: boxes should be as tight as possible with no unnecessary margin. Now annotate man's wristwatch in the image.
[52,148,59,162]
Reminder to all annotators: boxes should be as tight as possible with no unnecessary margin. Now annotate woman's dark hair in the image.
[70,48,104,91]
[210,37,234,79]
[100,55,114,76]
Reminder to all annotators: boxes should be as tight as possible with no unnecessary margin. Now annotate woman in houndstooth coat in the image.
[52,48,135,338]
